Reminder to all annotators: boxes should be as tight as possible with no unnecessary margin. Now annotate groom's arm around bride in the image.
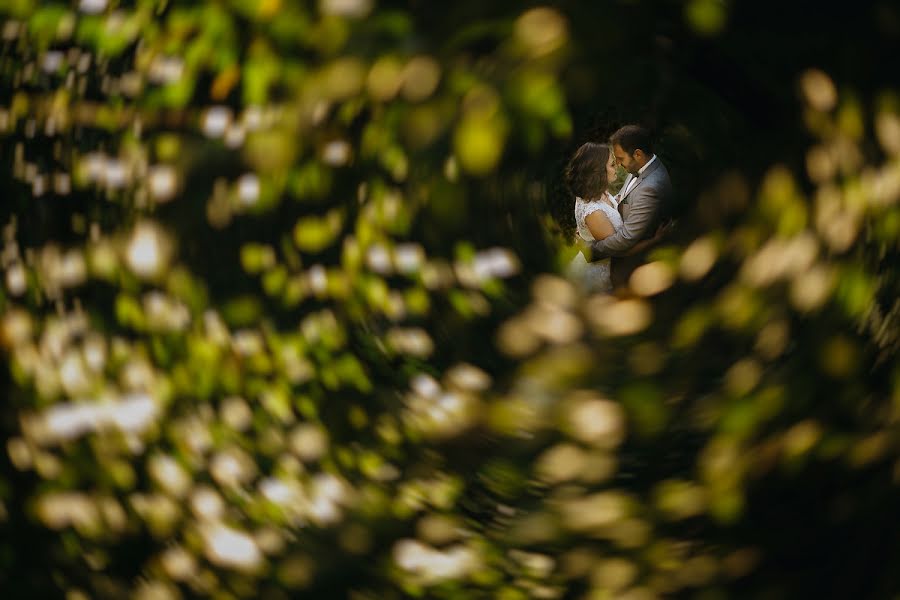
[589,125,672,289]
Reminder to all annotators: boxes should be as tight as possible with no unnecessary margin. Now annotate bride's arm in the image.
[585,210,616,241]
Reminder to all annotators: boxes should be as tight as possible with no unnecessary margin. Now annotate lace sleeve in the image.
[583,202,619,227]
[581,203,605,221]
[581,202,616,241]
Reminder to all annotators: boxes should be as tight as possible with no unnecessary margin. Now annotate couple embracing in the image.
[566,125,673,293]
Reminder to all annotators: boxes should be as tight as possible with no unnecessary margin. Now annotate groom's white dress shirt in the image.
[620,154,657,200]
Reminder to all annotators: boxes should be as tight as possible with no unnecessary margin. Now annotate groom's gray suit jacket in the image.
[590,157,672,260]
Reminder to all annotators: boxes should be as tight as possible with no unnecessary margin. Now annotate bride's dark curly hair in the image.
[564,142,610,200]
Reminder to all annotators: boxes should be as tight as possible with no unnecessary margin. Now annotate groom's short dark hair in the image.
[610,125,654,156]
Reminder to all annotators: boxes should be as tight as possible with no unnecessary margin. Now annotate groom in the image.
[589,125,672,288]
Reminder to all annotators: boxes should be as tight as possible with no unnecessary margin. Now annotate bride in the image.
[565,142,622,293]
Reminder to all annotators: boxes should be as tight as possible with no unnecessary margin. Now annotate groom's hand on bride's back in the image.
[587,239,609,261]
[579,237,596,261]
[654,218,676,241]
[621,218,676,257]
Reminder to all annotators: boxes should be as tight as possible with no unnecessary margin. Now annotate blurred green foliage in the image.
[1,1,900,599]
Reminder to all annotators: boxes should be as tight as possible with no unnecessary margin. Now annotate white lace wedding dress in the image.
[567,194,623,293]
